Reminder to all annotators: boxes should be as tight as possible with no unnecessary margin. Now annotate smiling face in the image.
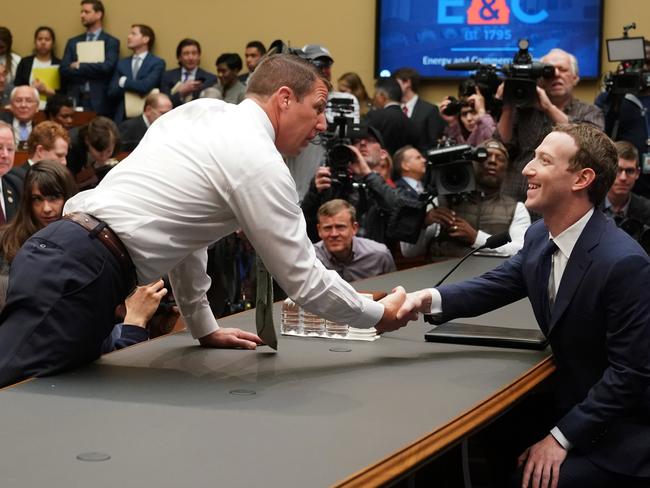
[540,51,579,101]
[275,80,328,156]
[317,209,358,261]
[522,131,580,218]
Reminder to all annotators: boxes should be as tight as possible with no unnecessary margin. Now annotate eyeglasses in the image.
[617,167,638,176]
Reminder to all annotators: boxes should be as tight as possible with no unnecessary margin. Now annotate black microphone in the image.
[444,62,483,71]
[424,231,511,324]
[433,231,511,288]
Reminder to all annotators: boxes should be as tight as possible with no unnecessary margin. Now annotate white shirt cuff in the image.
[347,297,384,329]
[472,230,490,249]
[428,288,442,314]
[184,305,220,339]
[550,427,572,450]
[118,76,127,88]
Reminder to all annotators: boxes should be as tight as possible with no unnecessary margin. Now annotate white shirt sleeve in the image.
[167,248,218,339]
[228,164,384,330]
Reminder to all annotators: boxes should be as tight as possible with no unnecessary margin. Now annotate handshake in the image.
[374,286,434,333]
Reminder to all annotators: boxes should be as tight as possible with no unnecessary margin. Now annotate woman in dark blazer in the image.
[14,26,61,99]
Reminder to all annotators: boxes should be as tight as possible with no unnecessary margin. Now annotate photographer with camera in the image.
[400,139,530,259]
[603,141,650,233]
[301,124,400,245]
[597,39,650,197]
[439,85,496,147]
[498,48,604,202]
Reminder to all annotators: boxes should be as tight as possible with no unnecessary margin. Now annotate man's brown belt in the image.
[63,212,136,285]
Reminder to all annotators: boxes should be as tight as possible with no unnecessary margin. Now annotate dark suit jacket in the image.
[365,104,419,156]
[410,98,445,151]
[2,172,22,222]
[8,161,29,182]
[160,67,217,107]
[108,53,166,123]
[59,31,120,117]
[434,211,650,478]
[395,178,420,199]
[14,55,62,87]
[118,115,148,151]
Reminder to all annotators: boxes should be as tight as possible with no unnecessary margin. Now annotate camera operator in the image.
[602,141,650,228]
[596,40,650,197]
[400,139,530,259]
[301,125,400,245]
[498,48,604,201]
[439,86,496,146]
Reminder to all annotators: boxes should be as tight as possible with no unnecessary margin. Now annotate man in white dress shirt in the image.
[0,54,407,387]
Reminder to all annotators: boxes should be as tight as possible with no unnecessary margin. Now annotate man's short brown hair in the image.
[246,54,330,102]
[614,141,639,166]
[317,199,356,223]
[27,121,70,157]
[554,123,617,205]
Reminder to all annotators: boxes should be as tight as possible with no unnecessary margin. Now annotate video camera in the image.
[424,144,487,196]
[387,143,487,243]
[603,24,650,95]
[445,39,555,108]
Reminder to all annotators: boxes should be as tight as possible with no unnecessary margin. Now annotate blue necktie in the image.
[18,123,29,142]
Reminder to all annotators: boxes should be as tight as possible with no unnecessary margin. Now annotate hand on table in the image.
[199,328,264,349]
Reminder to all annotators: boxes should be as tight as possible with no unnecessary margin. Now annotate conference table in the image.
[0,257,554,488]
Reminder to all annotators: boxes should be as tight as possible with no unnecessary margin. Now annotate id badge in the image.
[643,153,650,174]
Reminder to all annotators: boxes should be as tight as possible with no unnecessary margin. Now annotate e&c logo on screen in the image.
[438,0,548,25]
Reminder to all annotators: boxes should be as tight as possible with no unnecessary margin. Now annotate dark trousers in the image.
[0,220,130,387]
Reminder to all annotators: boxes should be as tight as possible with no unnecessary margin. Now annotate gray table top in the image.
[0,257,550,488]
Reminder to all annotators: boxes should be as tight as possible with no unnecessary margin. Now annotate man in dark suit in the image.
[59,0,120,117]
[118,92,172,151]
[160,39,217,107]
[399,124,650,487]
[10,120,70,181]
[366,77,419,156]
[394,67,445,152]
[107,24,165,123]
[0,86,40,148]
[0,122,23,222]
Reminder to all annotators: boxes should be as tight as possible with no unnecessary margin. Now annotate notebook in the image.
[424,322,548,350]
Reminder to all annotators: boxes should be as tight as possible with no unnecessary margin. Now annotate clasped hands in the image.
[375,287,434,333]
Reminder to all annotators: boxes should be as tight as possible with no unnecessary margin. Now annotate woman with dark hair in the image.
[0,27,21,98]
[0,160,77,306]
[439,87,496,146]
[14,26,61,104]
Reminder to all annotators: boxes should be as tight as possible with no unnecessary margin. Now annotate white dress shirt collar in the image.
[402,176,424,194]
[549,207,594,260]
[403,95,418,118]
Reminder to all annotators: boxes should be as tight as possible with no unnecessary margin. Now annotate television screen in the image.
[376,0,603,79]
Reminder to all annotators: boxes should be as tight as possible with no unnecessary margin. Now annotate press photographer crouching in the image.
[400,139,530,259]
[602,141,650,252]
[301,124,400,245]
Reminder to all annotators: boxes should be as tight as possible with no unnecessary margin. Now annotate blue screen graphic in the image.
[377,0,603,79]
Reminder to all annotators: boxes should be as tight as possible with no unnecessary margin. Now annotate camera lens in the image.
[439,164,471,193]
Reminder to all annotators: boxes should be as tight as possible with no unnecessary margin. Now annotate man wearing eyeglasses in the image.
[603,140,650,227]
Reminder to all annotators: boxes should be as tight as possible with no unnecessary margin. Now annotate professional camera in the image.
[424,143,487,196]
[442,68,501,117]
[445,39,554,109]
[501,39,555,107]
[603,24,650,95]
